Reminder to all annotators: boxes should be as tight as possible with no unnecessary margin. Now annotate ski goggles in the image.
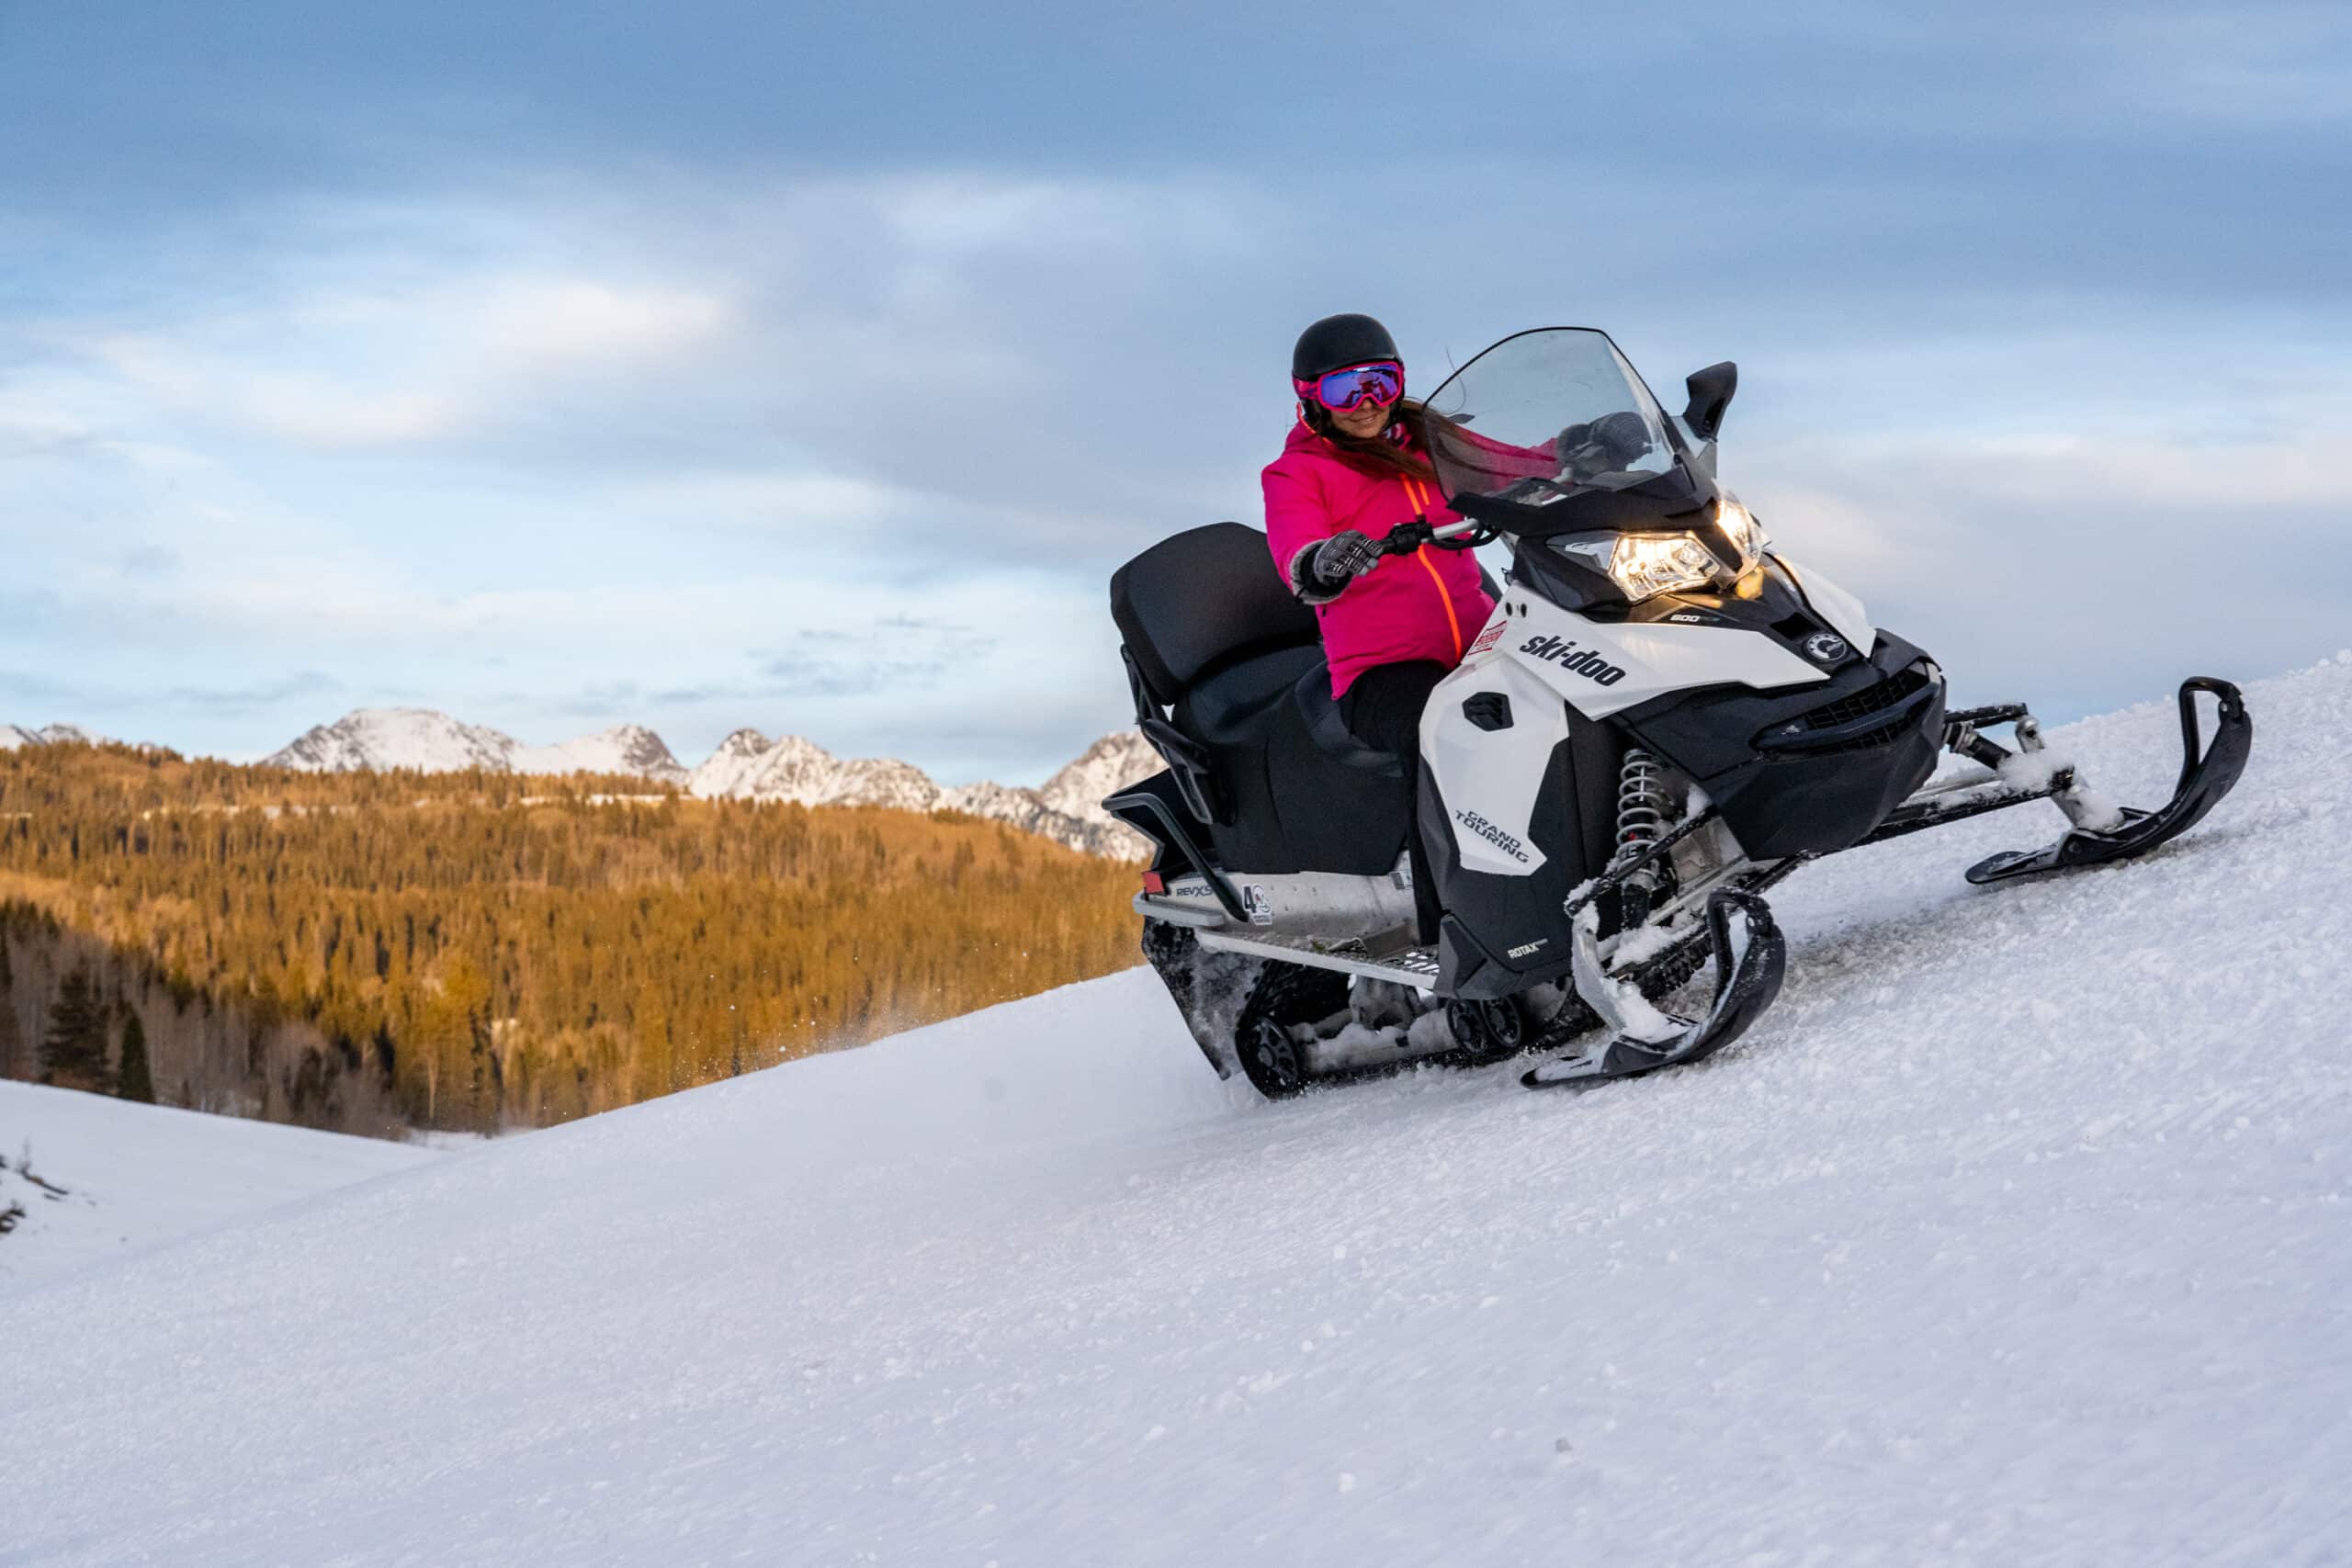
[1295,360,1405,412]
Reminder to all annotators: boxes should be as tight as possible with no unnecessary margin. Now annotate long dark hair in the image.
[1306,397,1440,483]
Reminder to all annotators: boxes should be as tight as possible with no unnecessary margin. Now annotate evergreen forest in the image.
[0,742,1144,1137]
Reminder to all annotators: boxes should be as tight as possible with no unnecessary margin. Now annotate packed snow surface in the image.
[12,659,2352,1564]
[0,1080,436,1289]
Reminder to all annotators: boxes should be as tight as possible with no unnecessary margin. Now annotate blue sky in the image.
[2,1,2346,783]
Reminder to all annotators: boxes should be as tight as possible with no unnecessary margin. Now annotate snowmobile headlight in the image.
[1714,497,1765,567]
[1555,533,1722,602]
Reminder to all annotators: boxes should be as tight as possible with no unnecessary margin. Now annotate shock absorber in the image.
[1610,749,1674,931]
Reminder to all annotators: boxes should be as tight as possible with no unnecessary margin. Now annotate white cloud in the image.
[616,469,910,530]
[66,271,731,450]
[478,279,730,367]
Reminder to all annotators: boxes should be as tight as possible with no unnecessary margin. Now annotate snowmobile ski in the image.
[1522,890,1786,1089]
[1965,678,2251,886]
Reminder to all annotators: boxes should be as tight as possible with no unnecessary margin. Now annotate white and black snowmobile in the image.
[1106,327,2252,1097]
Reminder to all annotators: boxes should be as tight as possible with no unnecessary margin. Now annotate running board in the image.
[1965,678,2251,886]
[1193,927,1442,988]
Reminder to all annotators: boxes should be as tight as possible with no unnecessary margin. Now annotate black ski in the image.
[1522,890,1786,1089]
[1966,678,2251,886]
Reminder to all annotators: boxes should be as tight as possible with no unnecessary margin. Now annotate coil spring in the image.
[1612,749,1671,868]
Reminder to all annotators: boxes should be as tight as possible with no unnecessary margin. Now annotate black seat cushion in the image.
[1177,645,1409,875]
[1112,522,1317,707]
[1112,521,1408,875]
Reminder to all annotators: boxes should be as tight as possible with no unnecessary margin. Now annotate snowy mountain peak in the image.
[260,707,1158,856]
[689,732,944,813]
[1037,730,1160,821]
[684,729,782,798]
[712,728,771,759]
[509,723,687,784]
[266,707,526,775]
[263,708,689,784]
[677,728,1155,856]
[2,721,110,750]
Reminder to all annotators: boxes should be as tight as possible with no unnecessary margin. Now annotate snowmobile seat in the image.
[1112,523,1411,876]
[1113,522,1319,711]
[1293,665,1404,777]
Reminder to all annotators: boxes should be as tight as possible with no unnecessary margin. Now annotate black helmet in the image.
[1291,312,1400,383]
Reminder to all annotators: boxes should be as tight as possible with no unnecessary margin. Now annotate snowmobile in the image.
[1105,328,2252,1096]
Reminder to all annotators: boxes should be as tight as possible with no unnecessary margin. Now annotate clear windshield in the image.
[1421,329,1679,507]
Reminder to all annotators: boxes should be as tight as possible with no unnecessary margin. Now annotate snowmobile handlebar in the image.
[1379,519,1488,556]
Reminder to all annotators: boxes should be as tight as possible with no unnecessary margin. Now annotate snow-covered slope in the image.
[268,708,689,784]
[18,659,2346,1564]
[0,1080,437,1290]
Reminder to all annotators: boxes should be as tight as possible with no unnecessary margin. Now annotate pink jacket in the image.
[1262,418,1496,698]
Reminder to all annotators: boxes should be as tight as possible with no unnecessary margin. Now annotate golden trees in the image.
[0,743,1141,1135]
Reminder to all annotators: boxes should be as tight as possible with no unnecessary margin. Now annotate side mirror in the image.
[1682,361,1738,442]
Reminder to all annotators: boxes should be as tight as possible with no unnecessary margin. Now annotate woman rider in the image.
[1262,312,1495,776]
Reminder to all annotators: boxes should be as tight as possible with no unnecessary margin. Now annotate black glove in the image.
[1554,422,1595,477]
[1589,411,1653,467]
[1307,529,1383,592]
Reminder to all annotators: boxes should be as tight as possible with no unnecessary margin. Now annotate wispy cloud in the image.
[74,272,731,450]
[755,615,997,697]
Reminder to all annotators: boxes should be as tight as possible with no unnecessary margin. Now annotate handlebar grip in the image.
[1379,522,1435,556]
[1379,519,1482,556]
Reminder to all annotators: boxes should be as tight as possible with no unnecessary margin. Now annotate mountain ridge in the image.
[265,706,1154,858]
[0,722,103,750]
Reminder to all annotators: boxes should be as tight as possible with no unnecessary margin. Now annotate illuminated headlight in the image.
[1714,497,1764,565]
[1555,533,1720,601]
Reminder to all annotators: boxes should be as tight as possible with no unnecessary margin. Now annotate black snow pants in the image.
[1340,660,1451,941]
[1338,659,1451,767]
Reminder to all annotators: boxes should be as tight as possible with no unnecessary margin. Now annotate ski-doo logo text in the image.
[1519,635,1626,686]
[1453,808,1531,863]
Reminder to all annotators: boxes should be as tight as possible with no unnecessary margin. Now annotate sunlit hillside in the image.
[0,744,1141,1137]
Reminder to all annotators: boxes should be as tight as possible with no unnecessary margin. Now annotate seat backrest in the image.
[1112,522,1317,707]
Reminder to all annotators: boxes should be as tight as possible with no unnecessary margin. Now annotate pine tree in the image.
[116,1008,155,1103]
[40,967,110,1092]
[0,926,21,1079]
